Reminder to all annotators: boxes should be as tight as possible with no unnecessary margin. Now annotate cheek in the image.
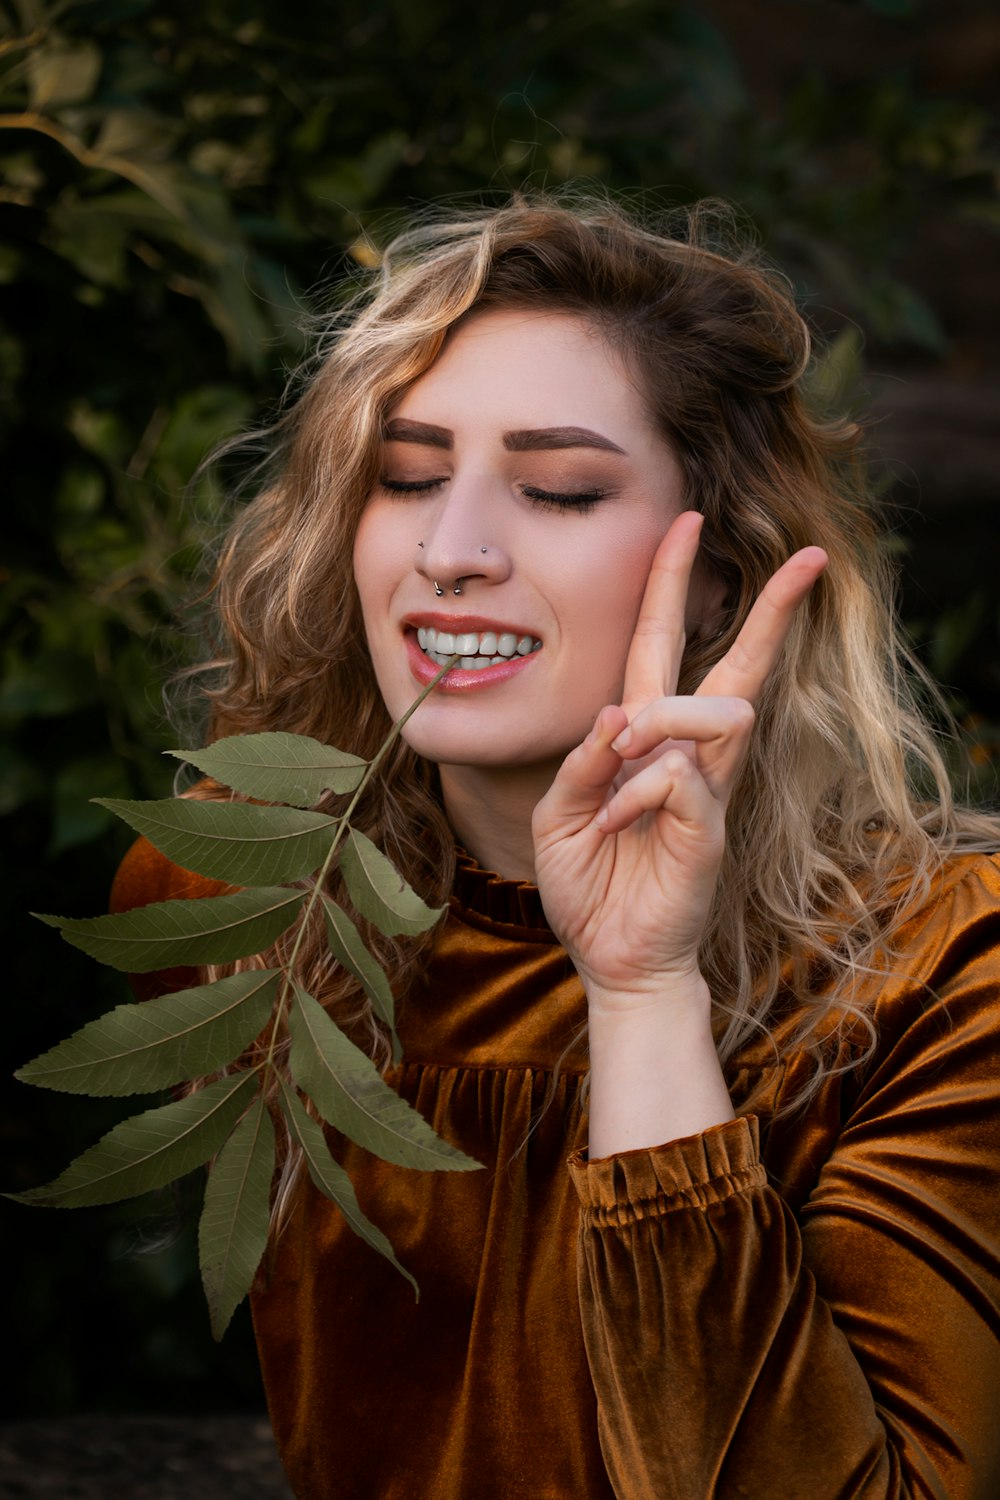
[593,522,671,675]
[562,527,664,695]
[352,504,375,588]
[599,524,668,629]
[352,503,393,621]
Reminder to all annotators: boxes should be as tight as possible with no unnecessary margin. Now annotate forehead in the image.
[392,309,653,436]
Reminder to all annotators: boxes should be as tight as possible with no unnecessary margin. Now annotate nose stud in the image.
[420,543,487,552]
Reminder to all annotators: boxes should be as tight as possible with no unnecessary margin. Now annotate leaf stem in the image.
[261,655,459,1068]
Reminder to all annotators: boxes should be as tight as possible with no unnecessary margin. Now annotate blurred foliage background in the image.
[2,0,998,1417]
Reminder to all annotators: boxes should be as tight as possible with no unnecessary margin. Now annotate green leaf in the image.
[278,1079,418,1298]
[16,971,283,1096]
[340,828,445,937]
[35,888,305,972]
[288,984,481,1173]
[169,732,367,805]
[95,797,338,885]
[6,1072,259,1208]
[199,1092,275,1341]
[322,894,398,1045]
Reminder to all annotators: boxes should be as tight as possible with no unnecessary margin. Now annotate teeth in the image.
[416,626,541,662]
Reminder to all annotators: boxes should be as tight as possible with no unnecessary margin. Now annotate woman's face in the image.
[354,308,704,777]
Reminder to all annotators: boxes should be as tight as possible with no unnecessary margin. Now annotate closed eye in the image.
[377,477,608,512]
[521,485,606,514]
[378,477,446,495]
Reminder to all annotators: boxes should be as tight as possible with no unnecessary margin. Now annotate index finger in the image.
[698,546,828,703]
[620,510,705,718]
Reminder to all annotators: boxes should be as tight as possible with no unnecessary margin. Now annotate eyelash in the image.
[378,479,442,495]
[378,478,606,514]
[521,485,604,515]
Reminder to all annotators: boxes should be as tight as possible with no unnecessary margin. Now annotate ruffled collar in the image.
[452,848,553,933]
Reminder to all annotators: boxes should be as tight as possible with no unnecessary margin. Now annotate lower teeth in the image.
[427,650,507,668]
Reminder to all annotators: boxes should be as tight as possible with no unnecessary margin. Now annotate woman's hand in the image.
[533,510,827,1015]
[533,511,826,1153]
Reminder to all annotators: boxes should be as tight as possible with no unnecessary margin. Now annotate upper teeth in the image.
[417,626,542,668]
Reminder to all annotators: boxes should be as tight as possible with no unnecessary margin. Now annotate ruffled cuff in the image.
[567,1115,765,1227]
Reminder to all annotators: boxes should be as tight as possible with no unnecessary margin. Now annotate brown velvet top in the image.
[111,843,1000,1499]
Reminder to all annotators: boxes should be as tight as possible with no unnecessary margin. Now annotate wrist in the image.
[584,967,711,1020]
[586,978,733,1158]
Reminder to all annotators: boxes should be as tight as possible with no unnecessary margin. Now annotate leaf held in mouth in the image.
[340,828,445,937]
[7,1072,260,1208]
[14,685,460,1331]
[16,971,283,1096]
[36,887,306,971]
[94,797,339,885]
[288,983,481,1172]
[168,732,367,806]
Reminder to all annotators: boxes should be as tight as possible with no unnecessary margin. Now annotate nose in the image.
[414,478,512,595]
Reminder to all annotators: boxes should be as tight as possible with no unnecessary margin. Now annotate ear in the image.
[684,557,729,637]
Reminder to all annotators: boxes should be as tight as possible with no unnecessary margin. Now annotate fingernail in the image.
[611,727,631,753]
[594,807,609,830]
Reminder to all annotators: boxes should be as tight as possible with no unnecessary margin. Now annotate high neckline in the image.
[452,848,553,934]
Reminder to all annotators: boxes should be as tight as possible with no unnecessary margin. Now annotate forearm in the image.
[585,974,734,1158]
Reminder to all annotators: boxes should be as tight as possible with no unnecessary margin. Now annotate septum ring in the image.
[421,543,489,600]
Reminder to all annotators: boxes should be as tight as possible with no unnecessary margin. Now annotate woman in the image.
[114,197,1000,1497]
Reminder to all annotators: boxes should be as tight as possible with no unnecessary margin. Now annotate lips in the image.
[402,621,543,690]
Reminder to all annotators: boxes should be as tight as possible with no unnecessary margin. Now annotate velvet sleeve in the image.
[569,864,1000,1499]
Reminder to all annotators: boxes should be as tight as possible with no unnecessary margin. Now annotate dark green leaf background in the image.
[3,0,998,1420]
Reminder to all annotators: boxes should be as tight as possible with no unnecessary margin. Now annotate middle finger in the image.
[611,694,757,798]
[696,547,828,705]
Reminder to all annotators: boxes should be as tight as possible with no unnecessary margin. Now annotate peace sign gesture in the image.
[532,510,828,1016]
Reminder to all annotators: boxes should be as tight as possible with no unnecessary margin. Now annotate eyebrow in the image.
[383,419,627,456]
[505,426,627,455]
[383,419,452,449]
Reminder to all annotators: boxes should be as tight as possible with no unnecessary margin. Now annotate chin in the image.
[401,724,564,777]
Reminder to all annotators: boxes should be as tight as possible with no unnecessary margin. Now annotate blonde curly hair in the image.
[186,192,997,1222]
